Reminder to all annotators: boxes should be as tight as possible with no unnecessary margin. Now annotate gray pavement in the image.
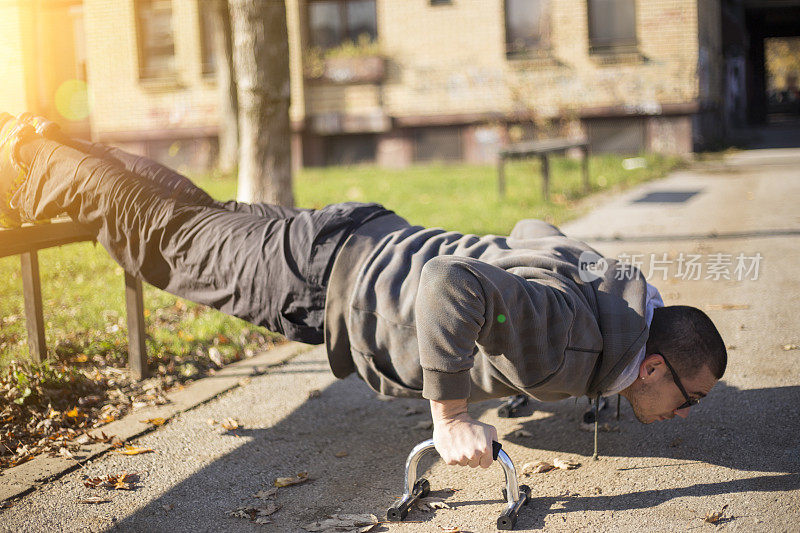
[2,149,799,532]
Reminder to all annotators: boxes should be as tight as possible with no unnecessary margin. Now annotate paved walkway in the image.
[2,149,799,532]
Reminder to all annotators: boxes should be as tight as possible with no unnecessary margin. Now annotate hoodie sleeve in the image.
[415,255,576,400]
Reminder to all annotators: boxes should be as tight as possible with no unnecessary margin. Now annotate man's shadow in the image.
[110,353,800,532]
[490,381,800,474]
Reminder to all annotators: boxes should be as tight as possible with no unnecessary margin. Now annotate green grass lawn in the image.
[0,154,681,368]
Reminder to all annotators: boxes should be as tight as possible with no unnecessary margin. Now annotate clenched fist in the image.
[430,398,498,469]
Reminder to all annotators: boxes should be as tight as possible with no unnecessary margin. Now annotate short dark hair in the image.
[645,305,727,380]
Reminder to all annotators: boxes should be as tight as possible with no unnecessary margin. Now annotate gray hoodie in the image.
[324,213,649,403]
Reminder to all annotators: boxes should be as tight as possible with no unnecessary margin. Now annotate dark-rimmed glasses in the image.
[660,354,700,410]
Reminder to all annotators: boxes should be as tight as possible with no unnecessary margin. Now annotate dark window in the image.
[505,0,551,56]
[198,1,217,74]
[430,0,452,5]
[135,0,176,79]
[585,117,646,154]
[325,134,376,165]
[587,0,637,52]
[308,0,377,49]
[413,127,462,162]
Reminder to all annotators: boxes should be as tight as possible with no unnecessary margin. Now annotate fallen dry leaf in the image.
[84,431,116,444]
[404,407,421,416]
[83,477,105,489]
[413,420,433,430]
[783,344,798,351]
[274,472,310,487]
[208,347,224,368]
[141,417,166,426]
[162,504,174,511]
[78,496,111,504]
[416,496,451,511]
[84,472,139,490]
[704,504,729,524]
[513,429,533,438]
[227,502,281,522]
[553,458,581,470]
[107,472,138,490]
[115,445,154,456]
[522,461,554,475]
[254,488,278,500]
[440,527,462,533]
[308,389,321,399]
[302,513,379,532]
[206,418,217,426]
[59,447,76,460]
[335,451,349,458]
[706,304,749,311]
[65,407,86,419]
[221,417,239,431]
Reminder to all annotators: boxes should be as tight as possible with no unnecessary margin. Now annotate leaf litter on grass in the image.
[0,312,282,472]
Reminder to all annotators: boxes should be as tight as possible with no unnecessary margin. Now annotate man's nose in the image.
[674,407,690,419]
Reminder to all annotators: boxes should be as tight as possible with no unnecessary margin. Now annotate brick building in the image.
[1,1,798,168]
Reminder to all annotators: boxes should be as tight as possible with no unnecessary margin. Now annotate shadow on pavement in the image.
[515,472,800,530]
[110,359,798,532]
[500,382,800,474]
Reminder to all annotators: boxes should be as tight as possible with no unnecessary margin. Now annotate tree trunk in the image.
[228,0,294,206]
[212,0,239,173]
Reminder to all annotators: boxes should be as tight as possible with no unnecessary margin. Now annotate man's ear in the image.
[640,353,665,380]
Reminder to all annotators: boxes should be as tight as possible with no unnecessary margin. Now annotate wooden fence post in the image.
[21,251,47,363]
[124,273,148,380]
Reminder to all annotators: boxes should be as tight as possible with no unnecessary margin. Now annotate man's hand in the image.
[430,398,497,469]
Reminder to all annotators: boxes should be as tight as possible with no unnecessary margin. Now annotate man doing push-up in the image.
[0,113,726,469]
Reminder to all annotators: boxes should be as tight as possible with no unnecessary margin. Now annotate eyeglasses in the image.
[660,354,700,410]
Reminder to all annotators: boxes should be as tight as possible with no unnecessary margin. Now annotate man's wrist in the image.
[430,398,469,423]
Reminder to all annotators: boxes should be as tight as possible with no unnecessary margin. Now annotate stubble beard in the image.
[626,386,655,424]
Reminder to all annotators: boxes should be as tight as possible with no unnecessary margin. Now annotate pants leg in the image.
[65,138,310,219]
[18,139,390,343]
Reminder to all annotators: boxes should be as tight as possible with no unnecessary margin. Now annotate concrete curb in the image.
[0,341,312,502]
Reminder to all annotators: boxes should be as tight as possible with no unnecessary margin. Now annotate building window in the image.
[198,1,217,75]
[308,0,377,50]
[587,0,637,53]
[135,0,176,79]
[584,117,646,154]
[413,127,462,162]
[505,0,551,57]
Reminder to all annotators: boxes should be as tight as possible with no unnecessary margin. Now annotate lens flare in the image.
[55,80,89,121]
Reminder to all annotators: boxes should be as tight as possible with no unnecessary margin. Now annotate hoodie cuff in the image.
[421,368,471,400]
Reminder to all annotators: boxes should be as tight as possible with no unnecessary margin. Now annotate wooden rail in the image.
[0,220,148,379]
[497,138,591,200]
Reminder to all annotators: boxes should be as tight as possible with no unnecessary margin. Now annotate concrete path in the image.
[2,150,799,532]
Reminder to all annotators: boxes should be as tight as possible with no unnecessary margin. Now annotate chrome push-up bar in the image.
[386,438,531,530]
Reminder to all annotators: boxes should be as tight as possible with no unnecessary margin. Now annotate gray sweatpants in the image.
[18,138,392,343]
